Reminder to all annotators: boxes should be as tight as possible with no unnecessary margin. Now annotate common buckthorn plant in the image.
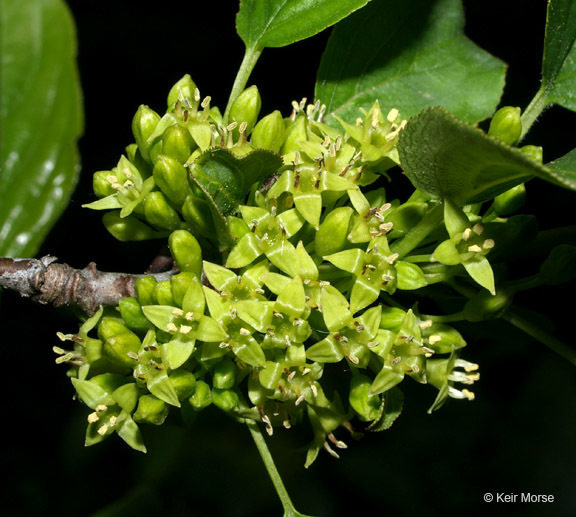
[2,0,576,515]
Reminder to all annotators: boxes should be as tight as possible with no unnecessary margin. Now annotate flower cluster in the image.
[56,75,487,464]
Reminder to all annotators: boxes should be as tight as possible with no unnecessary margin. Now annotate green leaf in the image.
[190,148,282,216]
[541,0,576,111]
[316,0,506,126]
[0,0,83,256]
[539,244,576,285]
[236,0,369,50]
[398,107,569,205]
[546,147,576,190]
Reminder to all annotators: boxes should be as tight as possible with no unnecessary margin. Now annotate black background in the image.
[2,1,576,516]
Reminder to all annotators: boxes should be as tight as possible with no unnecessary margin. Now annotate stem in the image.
[245,418,309,517]
[420,311,466,323]
[519,86,550,142]
[223,46,263,123]
[502,310,576,367]
[390,204,443,258]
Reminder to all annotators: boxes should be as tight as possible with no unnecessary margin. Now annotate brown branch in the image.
[0,256,176,315]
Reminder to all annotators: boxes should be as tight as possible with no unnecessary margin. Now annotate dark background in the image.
[2,1,576,515]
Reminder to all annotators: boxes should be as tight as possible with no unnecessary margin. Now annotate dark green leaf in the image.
[236,0,369,50]
[541,0,576,111]
[539,244,576,285]
[189,148,282,216]
[315,0,506,125]
[0,0,83,256]
[546,147,576,190]
[398,107,570,205]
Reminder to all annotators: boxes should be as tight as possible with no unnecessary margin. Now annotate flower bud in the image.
[134,276,158,306]
[170,272,196,307]
[520,144,543,163]
[119,297,151,333]
[182,195,216,237]
[132,105,161,161]
[103,332,142,368]
[188,380,212,410]
[493,183,526,216]
[93,171,117,198]
[169,370,197,400]
[229,85,261,136]
[251,110,286,152]
[315,207,354,257]
[144,191,182,230]
[488,106,522,145]
[212,359,236,390]
[154,280,175,306]
[133,394,169,425]
[212,388,239,412]
[161,124,195,164]
[102,211,159,241]
[98,317,131,342]
[168,230,203,278]
[167,74,197,110]
[153,155,191,207]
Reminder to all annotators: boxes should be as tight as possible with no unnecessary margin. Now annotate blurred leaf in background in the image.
[0,0,83,257]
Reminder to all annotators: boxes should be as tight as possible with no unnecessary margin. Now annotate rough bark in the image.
[0,256,175,315]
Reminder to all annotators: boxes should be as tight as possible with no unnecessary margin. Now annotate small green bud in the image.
[281,115,307,154]
[98,317,131,341]
[167,74,197,110]
[251,110,286,152]
[168,230,203,278]
[493,183,526,216]
[169,370,197,400]
[90,373,126,393]
[520,144,543,164]
[133,394,169,425]
[162,124,195,164]
[212,359,236,390]
[153,155,191,207]
[170,272,196,307]
[134,276,158,306]
[144,191,182,230]
[102,211,158,242]
[119,297,151,333]
[188,380,212,410]
[93,171,117,198]
[315,207,354,257]
[103,332,142,368]
[132,105,161,161]
[154,280,175,306]
[488,106,522,145]
[349,374,381,422]
[85,337,104,364]
[229,85,261,135]
[182,195,216,238]
[211,388,239,412]
[112,383,140,413]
